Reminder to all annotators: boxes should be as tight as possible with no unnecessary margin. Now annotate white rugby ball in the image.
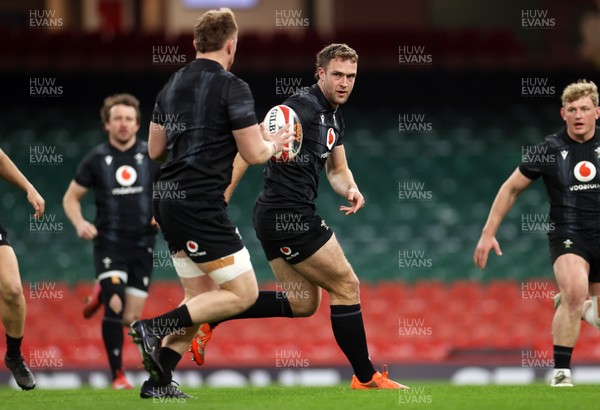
[263,104,303,162]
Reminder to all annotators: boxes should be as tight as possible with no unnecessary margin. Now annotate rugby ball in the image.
[263,105,303,162]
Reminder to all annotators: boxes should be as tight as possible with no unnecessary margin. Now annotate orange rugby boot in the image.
[350,365,410,389]
[83,283,102,319]
[112,369,133,390]
[189,323,212,366]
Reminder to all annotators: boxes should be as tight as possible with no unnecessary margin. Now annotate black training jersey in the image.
[152,58,257,202]
[74,140,159,247]
[519,126,600,235]
[257,84,344,208]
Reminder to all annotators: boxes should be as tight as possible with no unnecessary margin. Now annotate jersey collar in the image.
[108,138,139,154]
[311,84,337,112]
[191,58,224,71]
[559,125,599,145]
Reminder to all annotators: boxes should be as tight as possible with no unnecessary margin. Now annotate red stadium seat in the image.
[4,279,596,369]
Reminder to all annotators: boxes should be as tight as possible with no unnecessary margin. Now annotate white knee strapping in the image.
[208,247,252,284]
[173,254,205,278]
[97,270,128,283]
[172,248,252,284]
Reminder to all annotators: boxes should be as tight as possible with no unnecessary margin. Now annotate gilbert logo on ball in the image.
[264,105,303,162]
[115,165,137,186]
[574,161,596,182]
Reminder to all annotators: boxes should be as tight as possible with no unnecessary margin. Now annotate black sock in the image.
[554,345,573,369]
[331,304,375,383]
[5,334,22,359]
[156,347,182,384]
[102,317,124,379]
[209,291,293,328]
[148,305,193,336]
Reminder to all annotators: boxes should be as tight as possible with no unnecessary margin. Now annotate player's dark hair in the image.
[314,43,359,80]
[100,93,141,125]
[194,8,238,53]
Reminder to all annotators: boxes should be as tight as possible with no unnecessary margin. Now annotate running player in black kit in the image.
[0,148,44,390]
[63,93,160,390]
[474,80,600,387]
[189,43,408,389]
[128,8,294,399]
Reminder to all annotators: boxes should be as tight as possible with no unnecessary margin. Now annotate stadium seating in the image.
[0,101,564,284]
[2,96,592,372]
[0,27,526,73]
[2,279,598,370]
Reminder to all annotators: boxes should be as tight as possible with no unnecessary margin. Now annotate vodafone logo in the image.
[326,128,336,150]
[280,246,292,256]
[185,240,206,257]
[574,161,597,182]
[115,165,137,186]
[186,241,199,253]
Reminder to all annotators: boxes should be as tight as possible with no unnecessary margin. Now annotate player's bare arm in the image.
[63,180,98,240]
[326,144,364,215]
[0,148,45,218]
[474,168,534,269]
[148,122,167,162]
[224,153,249,204]
[232,123,294,165]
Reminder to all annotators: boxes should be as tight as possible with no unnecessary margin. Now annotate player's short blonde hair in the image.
[314,43,359,80]
[561,79,599,107]
[100,93,141,125]
[194,8,238,53]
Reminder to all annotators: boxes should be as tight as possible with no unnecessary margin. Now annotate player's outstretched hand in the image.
[265,123,295,153]
[27,188,45,220]
[340,188,365,215]
[473,234,502,269]
[76,220,98,241]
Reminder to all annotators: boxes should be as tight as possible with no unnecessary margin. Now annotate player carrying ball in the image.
[190,43,408,390]
[128,7,294,399]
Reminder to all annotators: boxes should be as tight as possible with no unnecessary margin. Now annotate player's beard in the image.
[327,89,350,107]
[334,90,350,106]
[111,131,136,147]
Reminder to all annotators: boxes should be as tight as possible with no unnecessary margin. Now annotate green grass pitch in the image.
[1,383,599,410]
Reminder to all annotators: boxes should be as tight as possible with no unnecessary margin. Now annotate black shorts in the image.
[0,223,10,246]
[156,200,243,263]
[253,202,333,264]
[549,232,600,283]
[93,241,153,294]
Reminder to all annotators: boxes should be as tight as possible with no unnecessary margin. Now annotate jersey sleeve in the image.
[152,88,166,125]
[518,141,545,180]
[227,77,257,131]
[74,151,96,188]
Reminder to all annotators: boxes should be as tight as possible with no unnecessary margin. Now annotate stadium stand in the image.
[2,100,596,371]
[0,27,527,73]
[4,278,598,370]
[2,20,598,375]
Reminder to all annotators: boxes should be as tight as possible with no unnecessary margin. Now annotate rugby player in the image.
[474,80,600,387]
[0,148,44,390]
[189,43,408,390]
[128,8,294,399]
[63,94,160,390]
